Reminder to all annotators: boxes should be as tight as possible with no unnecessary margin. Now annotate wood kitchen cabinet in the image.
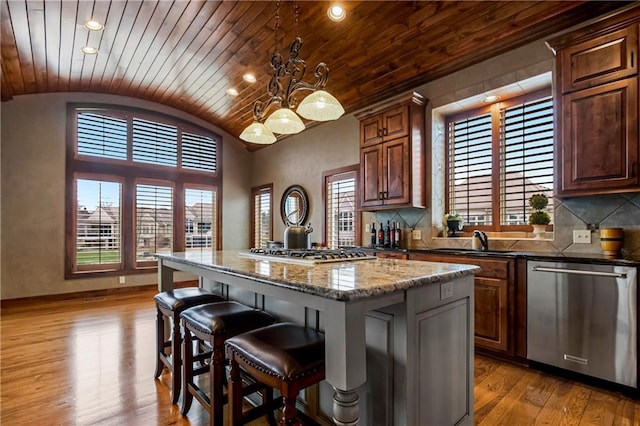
[409,252,521,358]
[548,9,640,196]
[356,92,427,210]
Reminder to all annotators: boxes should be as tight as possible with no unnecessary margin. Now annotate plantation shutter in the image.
[132,118,178,166]
[448,113,493,226]
[75,179,122,268]
[253,188,271,249]
[326,173,356,249]
[500,96,554,225]
[185,188,216,251]
[135,184,173,261]
[77,112,128,160]
[182,131,217,173]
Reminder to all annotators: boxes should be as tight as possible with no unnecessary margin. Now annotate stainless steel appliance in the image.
[239,248,377,265]
[527,260,637,388]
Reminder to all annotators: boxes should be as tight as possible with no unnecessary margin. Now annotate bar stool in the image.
[154,288,225,404]
[226,322,326,426]
[180,301,277,426]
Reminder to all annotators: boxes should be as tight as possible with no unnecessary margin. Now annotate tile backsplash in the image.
[362,192,640,258]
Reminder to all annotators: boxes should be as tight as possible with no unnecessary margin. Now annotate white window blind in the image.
[135,184,173,261]
[132,118,178,166]
[77,112,127,160]
[448,113,493,225]
[185,188,216,251]
[182,131,217,173]
[75,179,122,267]
[253,188,271,249]
[447,92,554,229]
[326,174,356,249]
[501,96,554,224]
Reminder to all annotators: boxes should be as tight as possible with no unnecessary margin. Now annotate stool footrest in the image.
[241,395,284,424]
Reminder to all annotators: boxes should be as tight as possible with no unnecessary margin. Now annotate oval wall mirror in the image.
[281,185,309,226]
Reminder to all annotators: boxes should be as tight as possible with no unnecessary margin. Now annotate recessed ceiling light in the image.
[327,5,346,22]
[81,46,98,55]
[482,95,500,103]
[243,73,256,83]
[83,20,104,31]
[227,88,239,96]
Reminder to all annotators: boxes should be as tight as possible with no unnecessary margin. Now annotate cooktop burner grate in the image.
[242,248,376,264]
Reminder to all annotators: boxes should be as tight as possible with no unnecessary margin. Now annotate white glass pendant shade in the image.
[264,108,305,134]
[296,90,345,121]
[239,122,277,144]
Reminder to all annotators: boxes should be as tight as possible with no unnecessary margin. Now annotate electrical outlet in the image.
[365,223,370,232]
[440,282,453,300]
[119,276,126,284]
[573,230,591,244]
[411,229,422,240]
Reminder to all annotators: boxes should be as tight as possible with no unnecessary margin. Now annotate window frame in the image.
[65,104,222,279]
[322,165,360,248]
[251,184,273,249]
[444,88,553,232]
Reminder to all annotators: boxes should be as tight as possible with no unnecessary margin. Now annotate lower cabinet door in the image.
[474,277,509,353]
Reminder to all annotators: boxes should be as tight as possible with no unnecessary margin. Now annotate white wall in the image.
[1,92,252,299]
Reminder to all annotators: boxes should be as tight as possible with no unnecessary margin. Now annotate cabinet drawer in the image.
[409,253,509,279]
[560,26,638,93]
[376,252,409,260]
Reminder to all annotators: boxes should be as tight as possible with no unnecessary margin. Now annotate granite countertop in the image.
[361,246,640,266]
[156,250,480,302]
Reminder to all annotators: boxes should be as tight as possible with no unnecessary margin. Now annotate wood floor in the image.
[1,290,639,425]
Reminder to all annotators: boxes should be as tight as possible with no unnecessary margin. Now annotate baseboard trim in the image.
[0,280,199,308]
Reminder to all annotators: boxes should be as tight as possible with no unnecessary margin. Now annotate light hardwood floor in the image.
[1,290,638,425]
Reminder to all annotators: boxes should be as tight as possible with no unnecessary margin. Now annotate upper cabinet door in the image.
[382,105,409,141]
[560,26,638,93]
[560,77,639,194]
[360,115,384,147]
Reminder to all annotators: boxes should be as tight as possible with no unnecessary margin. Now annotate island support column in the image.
[324,300,367,425]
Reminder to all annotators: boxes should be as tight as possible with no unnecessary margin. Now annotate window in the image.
[185,187,216,251]
[446,89,553,231]
[251,185,272,249]
[67,105,221,277]
[324,166,359,249]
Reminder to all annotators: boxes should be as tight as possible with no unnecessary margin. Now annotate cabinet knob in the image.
[377,129,383,137]
[383,128,388,136]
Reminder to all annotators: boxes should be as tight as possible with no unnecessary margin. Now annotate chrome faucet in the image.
[473,230,488,251]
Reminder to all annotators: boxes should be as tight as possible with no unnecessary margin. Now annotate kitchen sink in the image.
[426,248,516,255]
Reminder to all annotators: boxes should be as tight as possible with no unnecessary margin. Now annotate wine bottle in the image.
[384,220,390,247]
[390,221,396,248]
[371,223,377,247]
[378,223,384,246]
[395,221,401,249]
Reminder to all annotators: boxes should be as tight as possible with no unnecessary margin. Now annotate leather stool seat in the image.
[226,323,325,425]
[180,301,277,426]
[153,288,225,404]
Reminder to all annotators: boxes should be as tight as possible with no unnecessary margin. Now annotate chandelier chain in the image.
[275,0,280,53]
[294,1,299,37]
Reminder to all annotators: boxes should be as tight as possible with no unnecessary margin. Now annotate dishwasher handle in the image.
[532,266,627,279]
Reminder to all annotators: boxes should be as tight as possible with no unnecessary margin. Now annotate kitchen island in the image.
[157,251,479,425]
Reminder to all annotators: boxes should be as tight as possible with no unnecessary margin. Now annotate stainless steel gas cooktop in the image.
[238,248,377,265]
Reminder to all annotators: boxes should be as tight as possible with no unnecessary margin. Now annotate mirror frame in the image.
[280,185,309,226]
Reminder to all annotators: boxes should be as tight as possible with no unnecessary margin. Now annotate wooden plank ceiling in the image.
[0,0,631,151]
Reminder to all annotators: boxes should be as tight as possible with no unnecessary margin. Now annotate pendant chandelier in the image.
[239,1,345,145]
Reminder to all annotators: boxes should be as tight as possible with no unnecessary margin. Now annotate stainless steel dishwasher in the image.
[527,260,638,388]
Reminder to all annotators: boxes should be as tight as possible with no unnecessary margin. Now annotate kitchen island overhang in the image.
[157,251,480,425]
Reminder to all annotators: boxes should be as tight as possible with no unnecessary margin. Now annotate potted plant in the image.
[443,212,464,237]
[528,193,551,239]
